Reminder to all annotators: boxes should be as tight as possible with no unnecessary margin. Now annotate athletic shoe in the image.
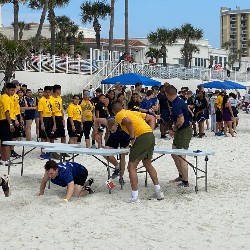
[193,133,198,137]
[1,175,10,197]
[119,177,125,185]
[10,151,21,158]
[178,182,190,188]
[38,154,50,160]
[169,177,182,183]
[148,189,164,200]
[85,186,95,194]
[160,134,167,139]
[0,161,9,166]
[91,145,97,149]
[215,132,224,136]
[127,196,140,203]
[51,152,61,160]
[86,178,94,186]
[111,169,120,179]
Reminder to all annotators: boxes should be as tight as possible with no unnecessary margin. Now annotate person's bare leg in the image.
[179,155,188,182]
[1,146,10,161]
[142,158,159,185]
[120,153,126,176]
[228,121,234,136]
[25,120,32,141]
[68,137,75,144]
[85,139,90,148]
[224,122,228,136]
[61,137,66,144]
[35,118,40,140]
[72,184,88,197]
[128,160,140,191]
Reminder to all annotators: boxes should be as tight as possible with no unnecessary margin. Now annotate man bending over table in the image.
[112,101,164,203]
[165,85,192,188]
[38,160,94,202]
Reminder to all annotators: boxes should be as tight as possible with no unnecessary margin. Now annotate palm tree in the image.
[221,41,231,50]
[0,0,27,41]
[180,43,199,68]
[29,0,49,52]
[108,0,115,53]
[147,28,178,66]
[124,0,129,54]
[177,23,203,68]
[0,34,30,83]
[12,21,31,40]
[145,47,163,64]
[80,0,111,49]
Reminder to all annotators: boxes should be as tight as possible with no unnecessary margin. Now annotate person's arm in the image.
[38,172,50,195]
[172,115,184,132]
[5,110,15,132]
[64,181,75,201]
[68,117,75,132]
[121,117,134,139]
[145,114,156,130]
[228,102,234,117]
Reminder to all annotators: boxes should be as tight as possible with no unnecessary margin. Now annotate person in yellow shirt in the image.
[78,90,94,148]
[0,82,16,166]
[214,91,224,135]
[38,86,56,160]
[112,101,164,203]
[67,95,83,144]
[51,85,66,143]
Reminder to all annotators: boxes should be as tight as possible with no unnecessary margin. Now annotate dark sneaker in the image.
[119,177,125,185]
[86,178,94,186]
[85,186,95,194]
[11,151,21,158]
[178,182,190,188]
[111,169,120,179]
[52,152,61,160]
[160,134,167,139]
[1,175,10,197]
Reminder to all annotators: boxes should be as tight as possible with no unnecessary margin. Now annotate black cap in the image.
[95,88,102,93]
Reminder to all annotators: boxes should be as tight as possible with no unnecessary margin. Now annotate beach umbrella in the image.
[202,81,232,89]
[101,73,161,86]
[223,80,246,89]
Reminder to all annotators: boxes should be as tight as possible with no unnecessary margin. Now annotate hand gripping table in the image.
[43,146,130,194]
[137,147,215,193]
[2,141,80,176]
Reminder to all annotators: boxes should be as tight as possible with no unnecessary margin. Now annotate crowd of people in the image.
[0,79,245,202]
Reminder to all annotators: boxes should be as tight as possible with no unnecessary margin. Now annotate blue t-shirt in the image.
[109,125,130,141]
[171,96,190,129]
[51,162,86,187]
[140,97,157,115]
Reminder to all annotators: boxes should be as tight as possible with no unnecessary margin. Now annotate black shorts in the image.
[12,116,22,138]
[160,108,171,122]
[77,121,93,142]
[216,109,222,122]
[39,117,54,139]
[67,119,82,137]
[0,119,13,143]
[52,116,66,138]
[105,136,130,149]
[74,170,88,186]
[232,106,238,117]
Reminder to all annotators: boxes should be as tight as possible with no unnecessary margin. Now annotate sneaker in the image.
[148,189,164,200]
[193,133,198,137]
[169,177,182,183]
[160,134,167,139]
[128,196,140,203]
[111,169,120,179]
[1,175,10,197]
[10,151,21,158]
[86,178,94,186]
[52,152,61,160]
[38,154,50,160]
[91,145,97,149]
[119,177,125,185]
[0,161,9,166]
[178,182,190,188]
[85,186,95,194]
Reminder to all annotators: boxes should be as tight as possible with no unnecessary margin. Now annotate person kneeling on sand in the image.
[38,160,94,202]
[0,175,10,197]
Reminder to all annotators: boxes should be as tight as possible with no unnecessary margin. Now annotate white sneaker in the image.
[148,189,164,200]
[127,196,140,203]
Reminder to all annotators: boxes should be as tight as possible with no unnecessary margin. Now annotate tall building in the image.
[220,7,250,57]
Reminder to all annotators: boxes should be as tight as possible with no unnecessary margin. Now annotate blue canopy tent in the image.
[101,73,161,86]
[223,80,246,90]
[202,81,232,89]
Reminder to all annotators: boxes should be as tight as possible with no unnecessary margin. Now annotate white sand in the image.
[0,112,250,249]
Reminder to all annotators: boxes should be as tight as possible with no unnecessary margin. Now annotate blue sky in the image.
[1,0,249,48]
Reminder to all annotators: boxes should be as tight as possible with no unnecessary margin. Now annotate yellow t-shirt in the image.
[0,94,15,120]
[10,93,20,116]
[67,103,82,122]
[115,109,152,137]
[80,100,94,121]
[215,95,223,110]
[51,96,63,117]
[38,96,53,117]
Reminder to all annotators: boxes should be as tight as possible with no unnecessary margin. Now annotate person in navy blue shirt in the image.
[165,85,192,188]
[38,160,94,202]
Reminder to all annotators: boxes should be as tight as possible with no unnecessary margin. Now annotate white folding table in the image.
[2,141,80,176]
[43,147,130,194]
[137,147,215,193]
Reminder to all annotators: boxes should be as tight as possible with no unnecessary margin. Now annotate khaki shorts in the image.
[129,132,155,162]
[173,127,192,149]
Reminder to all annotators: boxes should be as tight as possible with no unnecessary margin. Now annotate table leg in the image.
[205,156,208,192]
[195,157,198,193]
[107,156,111,194]
[21,146,25,176]
[119,154,123,190]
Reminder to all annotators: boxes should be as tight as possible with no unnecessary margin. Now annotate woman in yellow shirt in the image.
[78,90,94,148]
[67,95,83,144]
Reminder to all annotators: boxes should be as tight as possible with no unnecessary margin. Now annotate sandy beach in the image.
[0,111,250,249]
